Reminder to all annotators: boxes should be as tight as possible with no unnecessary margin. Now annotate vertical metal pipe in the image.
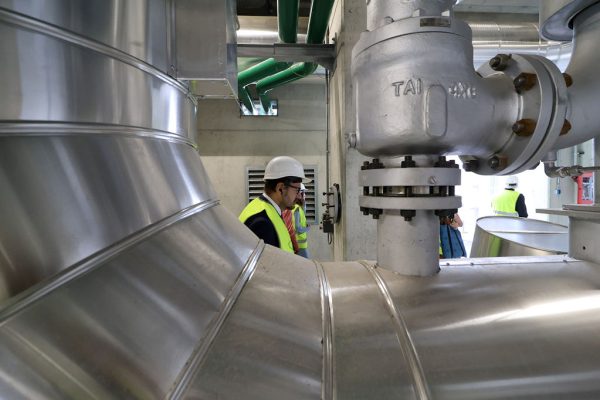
[377,211,440,276]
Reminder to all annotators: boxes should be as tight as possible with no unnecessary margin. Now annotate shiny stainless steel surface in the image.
[0,7,194,138]
[186,246,323,400]
[553,3,600,151]
[381,257,600,398]
[377,211,441,276]
[0,135,216,301]
[0,0,210,300]
[539,0,599,40]
[352,15,519,158]
[4,0,600,398]
[0,206,260,398]
[325,261,416,399]
[470,216,568,257]
[0,0,170,72]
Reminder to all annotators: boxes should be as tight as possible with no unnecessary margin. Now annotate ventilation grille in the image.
[246,166,317,224]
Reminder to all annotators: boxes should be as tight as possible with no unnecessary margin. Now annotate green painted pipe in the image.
[238,58,288,88]
[305,0,335,44]
[278,0,300,44]
[256,0,335,112]
[257,62,318,109]
[236,0,299,113]
[238,58,292,112]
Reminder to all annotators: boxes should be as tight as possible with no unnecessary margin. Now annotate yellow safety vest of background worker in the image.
[292,183,310,258]
[491,176,528,217]
[239,156,311,253]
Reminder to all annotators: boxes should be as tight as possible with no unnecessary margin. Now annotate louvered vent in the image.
[246,166,317,224]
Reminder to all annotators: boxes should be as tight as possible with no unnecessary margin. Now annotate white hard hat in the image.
[263,156,311,183]
[505,176,518,186]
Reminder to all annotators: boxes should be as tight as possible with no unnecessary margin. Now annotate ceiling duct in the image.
[175,0,238,99]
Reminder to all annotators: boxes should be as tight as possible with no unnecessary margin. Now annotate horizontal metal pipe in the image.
[239,15,573,70]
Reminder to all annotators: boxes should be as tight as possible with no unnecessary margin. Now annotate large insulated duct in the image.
[3,1,600,399]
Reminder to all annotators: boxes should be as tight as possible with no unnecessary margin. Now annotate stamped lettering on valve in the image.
[391,79,422,96]
[448,81,477,98]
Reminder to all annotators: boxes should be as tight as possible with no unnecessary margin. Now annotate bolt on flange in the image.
[463,159,479,172]
[488,154,508,171]
[513,72,537,93]
[563,73,573,88]
[560,119,572,135]
[512,118,537,137]
[489,53,512,71]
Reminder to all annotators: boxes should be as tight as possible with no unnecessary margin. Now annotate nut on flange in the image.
[513,73,537,93]
[488,154,508,171]
[489,54,512,71]
[512,118,537,137]
[560,119,572,135]
[463,159,479,172]
[563,73,573,88]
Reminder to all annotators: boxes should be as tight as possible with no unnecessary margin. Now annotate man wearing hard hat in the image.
[239,156,311,253]
[491,176,528,217]
[292,183,311,258]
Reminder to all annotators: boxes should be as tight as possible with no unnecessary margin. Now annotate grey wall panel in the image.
[0,0,169,72]
[0,136,216,300]
[187,246,323,400]
[0,206,259,399]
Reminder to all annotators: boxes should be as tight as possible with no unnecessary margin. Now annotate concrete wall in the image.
[196,77,334,261]
[328,0,377,261]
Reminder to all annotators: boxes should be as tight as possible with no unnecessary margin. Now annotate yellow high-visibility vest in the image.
[239,197,294,253]
[492,190,521,217]
[292,204,308,250]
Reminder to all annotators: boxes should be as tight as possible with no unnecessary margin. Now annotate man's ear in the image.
[276,182,285,194]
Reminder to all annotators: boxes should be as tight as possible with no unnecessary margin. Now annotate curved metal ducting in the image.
[470,217,568,257]
[551,2,600,150]
[3,1,600,399]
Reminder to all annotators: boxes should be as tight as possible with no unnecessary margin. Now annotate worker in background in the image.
[293,183,310,258]
[239,156,310,253]
[439,213,466,259]
[282,206,300,255]
[491,176,528,217]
